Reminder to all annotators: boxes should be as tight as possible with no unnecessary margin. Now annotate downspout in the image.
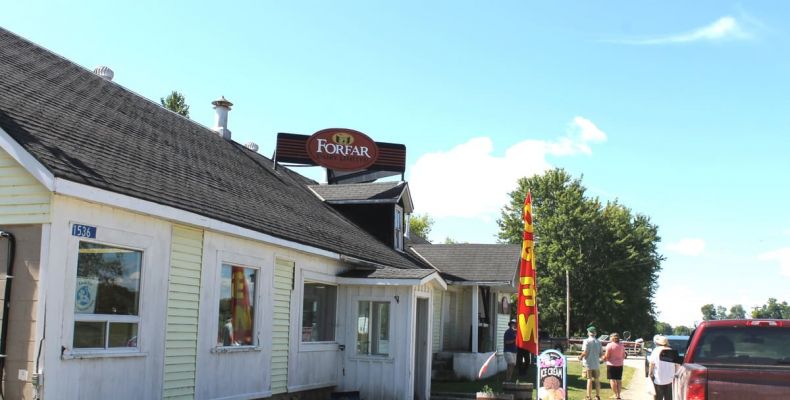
[0,230,16,400]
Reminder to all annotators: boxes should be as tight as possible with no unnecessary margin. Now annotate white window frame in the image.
[64,222,151,359]
[213,254,263,352]
[353,298,394,360]
[298,270,339,352]
[394,206,404,251]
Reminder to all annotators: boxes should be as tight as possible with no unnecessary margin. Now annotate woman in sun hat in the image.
[648,335,675,400]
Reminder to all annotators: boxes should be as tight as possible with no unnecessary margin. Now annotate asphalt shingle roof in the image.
[309,182,405,202]
[0,28,429,271]
[409,244,520,283]
[337,267,435,280]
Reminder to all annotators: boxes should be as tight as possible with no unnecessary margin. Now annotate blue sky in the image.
[3,1,789,328]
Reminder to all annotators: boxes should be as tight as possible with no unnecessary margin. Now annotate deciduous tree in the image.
[751,298,790,319]
[408,213,434,241]
[497,169,663,338]
[655,321,673,335]
[673,325,691,335]
[728,304,746,319]
[161,90,190,117]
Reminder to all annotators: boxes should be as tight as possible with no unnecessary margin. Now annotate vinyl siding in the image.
[271,259,294,394]
[0,148,50,224]
[432,289,442,352]
[163,226,204,399]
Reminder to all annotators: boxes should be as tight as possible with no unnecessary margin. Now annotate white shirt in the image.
[649,347,675,385]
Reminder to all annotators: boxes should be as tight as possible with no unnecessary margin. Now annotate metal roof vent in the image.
[93,65,114,81]
[244,142,259,152]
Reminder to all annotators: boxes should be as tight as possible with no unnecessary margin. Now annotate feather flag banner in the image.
[516,191,539,355]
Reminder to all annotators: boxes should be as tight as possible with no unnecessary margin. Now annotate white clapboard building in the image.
[0,27,519,400]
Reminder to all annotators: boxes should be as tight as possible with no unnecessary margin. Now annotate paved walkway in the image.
[619,356,651,400]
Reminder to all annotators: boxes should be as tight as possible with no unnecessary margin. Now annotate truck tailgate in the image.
[707,368,790,400]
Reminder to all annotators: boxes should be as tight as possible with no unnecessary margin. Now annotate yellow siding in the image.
[0,148,50,224]
[432,289,443,352]
[163,226,204,399]
[271,259,294,394]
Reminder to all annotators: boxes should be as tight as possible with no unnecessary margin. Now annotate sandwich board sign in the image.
[537,349,567,400]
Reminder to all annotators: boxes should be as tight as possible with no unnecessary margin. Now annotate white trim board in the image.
[338,272,446,290]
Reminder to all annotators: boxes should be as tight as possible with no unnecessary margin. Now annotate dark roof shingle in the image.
[409,244,520,284]
[0,28,427,271]
[309,181,405,202]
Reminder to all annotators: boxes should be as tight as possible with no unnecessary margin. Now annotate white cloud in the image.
[666,238,706,256]
[618,16,750,45]
[655,284,766,327]
[655,285,704,327]
[409,117,606,219]
[758,248,790,277]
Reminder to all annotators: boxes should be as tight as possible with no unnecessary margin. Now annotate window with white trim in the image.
[302,282,337,342]
[73,242,142,349]
[394,207,403,250]
[356,301,390,356]
[217,264,257,346]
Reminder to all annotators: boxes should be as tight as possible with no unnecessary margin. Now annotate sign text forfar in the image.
[305,128,380,171]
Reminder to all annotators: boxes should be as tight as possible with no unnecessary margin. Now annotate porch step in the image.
[431,369,458,381]
[430,392,476,399]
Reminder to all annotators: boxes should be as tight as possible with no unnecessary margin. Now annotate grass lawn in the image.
[432,361,635,400]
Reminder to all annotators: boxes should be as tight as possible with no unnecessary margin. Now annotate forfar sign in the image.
[306,128,380,171]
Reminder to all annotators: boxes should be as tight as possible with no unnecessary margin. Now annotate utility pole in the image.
[566,268,570,344]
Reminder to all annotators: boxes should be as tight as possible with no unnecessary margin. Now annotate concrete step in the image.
[431,392,476,399]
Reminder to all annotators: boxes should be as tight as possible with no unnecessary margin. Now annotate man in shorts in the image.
[579,326,602,400]
[504,320,518,381]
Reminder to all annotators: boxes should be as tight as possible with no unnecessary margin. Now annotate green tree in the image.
[673,325,691,335]
[701,304,717,320]
[409,213,434,241]
[751,298,790,319]
[161,90,190,117]
[496,169,663,337]
[728,304,746,319]
[655,321,673,335]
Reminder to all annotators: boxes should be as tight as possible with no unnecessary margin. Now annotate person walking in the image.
[504,320,518,381]
[648,335,675,400]
[579,326,602,400]
[602,332,626,400]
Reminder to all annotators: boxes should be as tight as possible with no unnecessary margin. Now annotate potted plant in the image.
[476,384,515,400]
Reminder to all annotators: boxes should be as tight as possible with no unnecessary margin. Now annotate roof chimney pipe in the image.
[211,96,233,140]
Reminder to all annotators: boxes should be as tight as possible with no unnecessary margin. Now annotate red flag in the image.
[516,192,539,355]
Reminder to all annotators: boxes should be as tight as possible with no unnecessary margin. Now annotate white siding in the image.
[432,289,443,352]
[287,256,342,393]
[0,148,50,224]
[337,285,414,400]
[495,292,510,353]
[271,258,293,394]
[194,232,274,400]
[41,197,170,400]
[163,225,204,399]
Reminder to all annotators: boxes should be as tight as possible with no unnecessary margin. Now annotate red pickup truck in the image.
[659,319,790,400]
